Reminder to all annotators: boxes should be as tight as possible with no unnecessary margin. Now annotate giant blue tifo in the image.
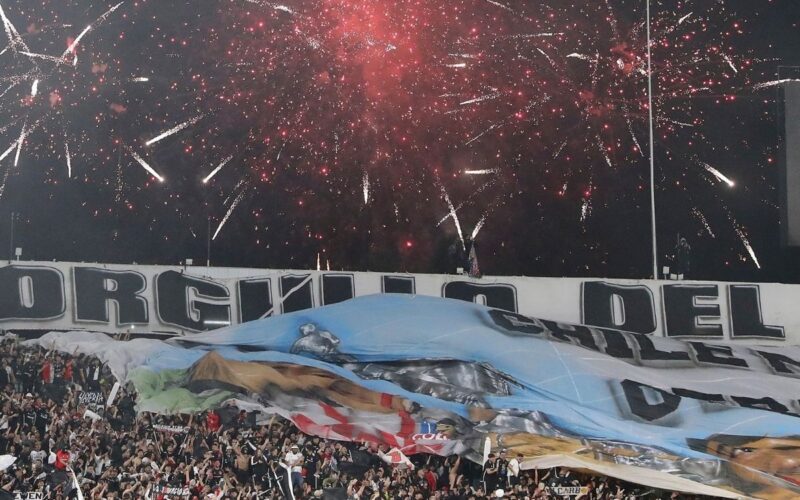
[31,294,800,499]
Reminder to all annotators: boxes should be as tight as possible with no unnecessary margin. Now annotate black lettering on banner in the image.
[78,391,104,407]
[619,379,682,422]
[672,387,727,405]
[581,281,657,334]
[662,284,723,338]
[156,271,230,331]
[754,350,800,378]
[73,267,148,325]
[237,278,272,323]
[596,328,636,360]
[540,320,599,351]
[728,285,785,340]
[442,282,517,312]
[630,334,691,363]
[0,265,65,320]
[731,395,791,415]
[488,310,546,337]
[279,274,314,313]
[321,274,355,305]
[689,342,749,368]
[381,275,415,294]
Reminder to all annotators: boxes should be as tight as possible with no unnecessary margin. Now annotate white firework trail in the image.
[536,48,555,67]
[470,213,487,240]
[202,154,233,184]
[722,54,738,74]
[465,122,502,146]
[700,161,735,187]
[677,12,693,25]
[439,184,465,248]
[213,185,249,240]
[753,79,800,90]
[464,168,499,175]
[448,53,477,59]
[567,53,592,61]
[145,114,204,146]
[553,140,567,159]
[362,171,370,204]
[30,79,38,97]
[735,227,760,269]
[132,77,150,82]
[691,208,715,238]
[460,92,501,106]
[0,138,17,162]
[19,51,66,64]
[597,135,613,168]
[446,63,467,68]
[13,119,27,167]
[0,2,29,52]
[127,147,164,182]
[61,2,124,62]
[65,138,71,178]
[0,82,16,98]
[621,104,643,157]
[580,197,592,223]
[508,32,564,39]
[483,0,514,13]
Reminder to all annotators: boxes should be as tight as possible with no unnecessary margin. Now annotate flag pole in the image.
[646,0,659,279]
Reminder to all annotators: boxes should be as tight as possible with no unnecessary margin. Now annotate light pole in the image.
[646,0,659,279]
[8,212,15,263]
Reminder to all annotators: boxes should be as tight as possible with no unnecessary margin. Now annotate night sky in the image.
[0,0,798,281]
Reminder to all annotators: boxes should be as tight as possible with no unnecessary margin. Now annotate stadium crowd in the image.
[0,337,707,499]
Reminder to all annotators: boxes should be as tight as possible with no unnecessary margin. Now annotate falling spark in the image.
[202,154,233,184]
[19,51,65,64]
[753,79,800,90]
[536,48,555,67]
[213,186,248,240]
[677,12,693,25]
[464,168,498,175]
[509,32,564,38]
[13,120,27,167]
[553,140,567,159]
[145,114,204,146]
[736,227,760,269]
[127,147,165,182]
[0,2,30,52]
[597,135,613,167]
[580,197,592,222]
[700,161,735,187]
[61,2,124,61]
[722,54,738,74]
[691,208,715,238]
[362,171,370,203]
[471,214,487,240]
[132,77,150,82]
[65,139,71,178]
[439,184,464,248]
[30,79,39,97]
[446,63,467,68]
[460,92,500,106]
[483,0,514,13]
[567,53,593,61]
[0,139,17,162]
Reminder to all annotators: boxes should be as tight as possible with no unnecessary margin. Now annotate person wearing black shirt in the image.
[495,450,509,487]
[482,454,498,493]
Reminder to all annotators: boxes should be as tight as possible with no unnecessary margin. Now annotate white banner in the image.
[0,261,794,344]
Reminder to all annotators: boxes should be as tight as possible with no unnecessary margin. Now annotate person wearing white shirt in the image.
[285,444,305,490]
[507,453,522,487]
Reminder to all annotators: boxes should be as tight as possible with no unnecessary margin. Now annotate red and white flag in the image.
[379,447,415,470]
